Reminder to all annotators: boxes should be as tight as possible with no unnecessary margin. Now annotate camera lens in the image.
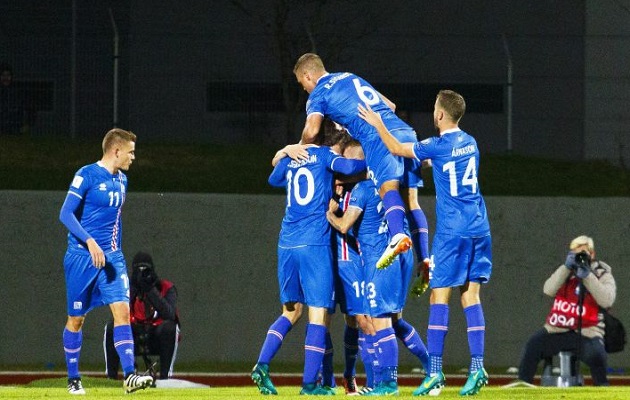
[574,251,591,267]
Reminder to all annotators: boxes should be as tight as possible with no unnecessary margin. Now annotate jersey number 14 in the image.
[443,157,478,196]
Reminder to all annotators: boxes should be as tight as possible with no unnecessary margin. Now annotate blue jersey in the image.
[348,179,388,257]
[333,189,366,315]
[349,178,413,315]
[64,162,128,253]
[335,189,361,263]
[306,72,418,187]
[268,146,366,247]
[412,129,490,236]
[307,72,410,142]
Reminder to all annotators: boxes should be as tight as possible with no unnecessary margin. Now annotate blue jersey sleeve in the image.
[413,137,442,160]
[59,192,92,243]
[60,169,93,243]
[268,158,289,187]
[330,157,366,176]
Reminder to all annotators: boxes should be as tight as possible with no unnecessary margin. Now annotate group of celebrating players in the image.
[250,53,492,396]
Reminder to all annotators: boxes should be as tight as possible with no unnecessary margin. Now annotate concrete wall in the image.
[1,191,629,371]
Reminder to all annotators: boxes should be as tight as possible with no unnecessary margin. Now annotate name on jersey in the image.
[288,154,318,168]
[324,72,351,89]
[451,144,475,157]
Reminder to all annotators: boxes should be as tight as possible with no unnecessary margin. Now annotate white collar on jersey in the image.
[440,127,460,136]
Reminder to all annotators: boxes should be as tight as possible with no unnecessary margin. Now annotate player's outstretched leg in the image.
[377,233,412,270]
[123,372,153,394]
[251,363,278,395]
[377,189,412,269]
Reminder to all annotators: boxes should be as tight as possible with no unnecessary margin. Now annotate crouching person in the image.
[105,251,180,381]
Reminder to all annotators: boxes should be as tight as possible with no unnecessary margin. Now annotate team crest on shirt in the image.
[99,183,107,191]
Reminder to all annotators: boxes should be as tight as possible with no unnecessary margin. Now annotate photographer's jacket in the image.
[543,260,616,339]
[130,280,178,326]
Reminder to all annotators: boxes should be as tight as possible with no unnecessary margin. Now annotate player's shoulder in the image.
[73,162,104,182]
[351,179,375,198]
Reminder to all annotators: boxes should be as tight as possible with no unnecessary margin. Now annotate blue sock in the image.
[343,325,359,378]
[382,190,406,237]
[367,333,381,385]
[113,325,136,376]
[303,323,327,385]
[408,209,429,260]
[464,304,485,372]
[393,318,429,370]
[359,332,374,388]
[258,315,293,364]
[63,328,82,379]
[427,304,449,375]
[375,327,398,383]
[322,330,335,387]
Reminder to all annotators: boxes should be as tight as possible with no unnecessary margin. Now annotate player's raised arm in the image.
[300,113,324,144]
[358,103,415,159]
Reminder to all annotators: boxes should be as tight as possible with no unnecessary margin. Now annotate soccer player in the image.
[250,139,366,396]
[358,90,492,396]
[59,128,153,395]
[319,181,366,395]
[326,141,429,396]
[293,53,430,271]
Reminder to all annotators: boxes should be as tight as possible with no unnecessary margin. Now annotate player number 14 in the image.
[443,157,478,196]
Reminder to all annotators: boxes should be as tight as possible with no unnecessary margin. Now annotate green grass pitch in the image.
[1,377,630,399]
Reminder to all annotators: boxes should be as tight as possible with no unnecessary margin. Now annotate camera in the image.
[574,251,591,268]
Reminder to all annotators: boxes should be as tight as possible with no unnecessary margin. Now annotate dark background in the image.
[1,0,628,166]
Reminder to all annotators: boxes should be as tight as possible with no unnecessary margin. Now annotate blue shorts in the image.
[277,245,335,309]
[364,128,423,189]
[429,233,493,288]
[335,259,368,316]
[362,247,415,317]
[64,250,130,316]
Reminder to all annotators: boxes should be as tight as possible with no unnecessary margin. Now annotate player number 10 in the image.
[285,168,315,207]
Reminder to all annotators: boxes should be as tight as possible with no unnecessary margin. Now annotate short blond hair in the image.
[570,235,594,252]
[102,128,136,154]
[437,90,466,123]
[293,53,325,75]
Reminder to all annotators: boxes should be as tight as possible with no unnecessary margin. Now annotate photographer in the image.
[105,251,180,380]
[518,236,616,386]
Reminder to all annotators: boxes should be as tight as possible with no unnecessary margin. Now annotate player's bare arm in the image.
[300,113,324,144]
[357,103,415,159]
[271,143,314,166]
[86,238,106,268]
[326,202,362,234]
